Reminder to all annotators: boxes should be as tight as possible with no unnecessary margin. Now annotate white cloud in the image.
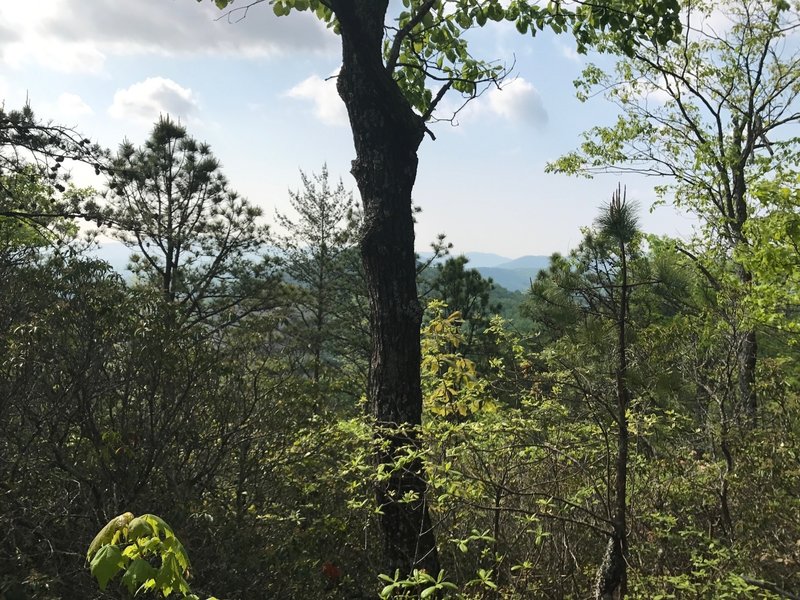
[54,93,93,117]
[487,78,548,128]
[429,78,548,129]
[285,74,347,126]
[556,41,581,63]
[109,78,198,122]
[1,2,105,73]
[0,0,337,74]
[692,7,735,37]
[639,86,673,106]
[631,72,676,106]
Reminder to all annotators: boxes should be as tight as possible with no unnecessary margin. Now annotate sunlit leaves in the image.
[86,512,203,598]
[740,178,800,332]
[121,559,158,595]
[421,301,495,417]
[378,568,458,599]
[87,512,134,562]
[549,0,800,242]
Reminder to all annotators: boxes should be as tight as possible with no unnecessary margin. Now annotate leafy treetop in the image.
[207,0,682,122]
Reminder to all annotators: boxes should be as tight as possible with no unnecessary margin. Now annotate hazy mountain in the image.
[477,267,539,292]
[93,243,550,293]
[453,252,514,268]
[416,250,550,292]
[416,250,512,268]
[494,255,551,271]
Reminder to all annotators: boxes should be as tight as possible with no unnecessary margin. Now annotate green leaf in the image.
[90,544,126,591]
[121,558,158,595]
[272,1,288,16]
[140,513,175,539]
[127,516,155,541]
[154,551,191,596]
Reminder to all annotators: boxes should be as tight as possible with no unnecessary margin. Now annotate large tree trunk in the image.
[730,136,758,420]
[333,0,440,577]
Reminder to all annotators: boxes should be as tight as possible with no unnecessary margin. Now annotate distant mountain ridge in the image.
[493,255,551,270]
[94,243,550,293]
[418,251,550,292]
[450,252,512,268]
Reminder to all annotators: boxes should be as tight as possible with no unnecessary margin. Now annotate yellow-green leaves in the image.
[272,1,291,16]
[206,0,334,26]
[86,511,134,562]
[378,568,458,599]
[127,515,156,541]
[86,512,207,598]
[740,178,800,333]
[422,301,495,417]
[120,559,159,595]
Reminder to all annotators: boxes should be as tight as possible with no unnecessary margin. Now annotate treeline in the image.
[3,0,800,596]
[0,111,374,598]
[1,109,799,600]
[0,109,508,599]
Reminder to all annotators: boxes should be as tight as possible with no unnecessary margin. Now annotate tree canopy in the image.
[5,1,800,599]
[107,116,279,329]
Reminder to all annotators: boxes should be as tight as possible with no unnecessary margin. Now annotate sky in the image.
[0,0,695,258]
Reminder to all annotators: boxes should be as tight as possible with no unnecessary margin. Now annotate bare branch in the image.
[385,0,438,73]
[674,244,721,291]
[421,80,452,121]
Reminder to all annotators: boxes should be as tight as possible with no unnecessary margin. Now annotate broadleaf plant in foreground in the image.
[87,512,218,599]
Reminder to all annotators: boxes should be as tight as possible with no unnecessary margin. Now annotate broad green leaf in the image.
[127,516,155,541]
[121,558,158,595]
[140,513,175,539]
[90,544,125,591]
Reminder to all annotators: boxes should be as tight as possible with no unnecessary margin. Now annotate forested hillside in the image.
[2,1,800,599]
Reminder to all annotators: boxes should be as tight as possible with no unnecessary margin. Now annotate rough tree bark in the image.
[729,118,758,419]
[332,0,440,576]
